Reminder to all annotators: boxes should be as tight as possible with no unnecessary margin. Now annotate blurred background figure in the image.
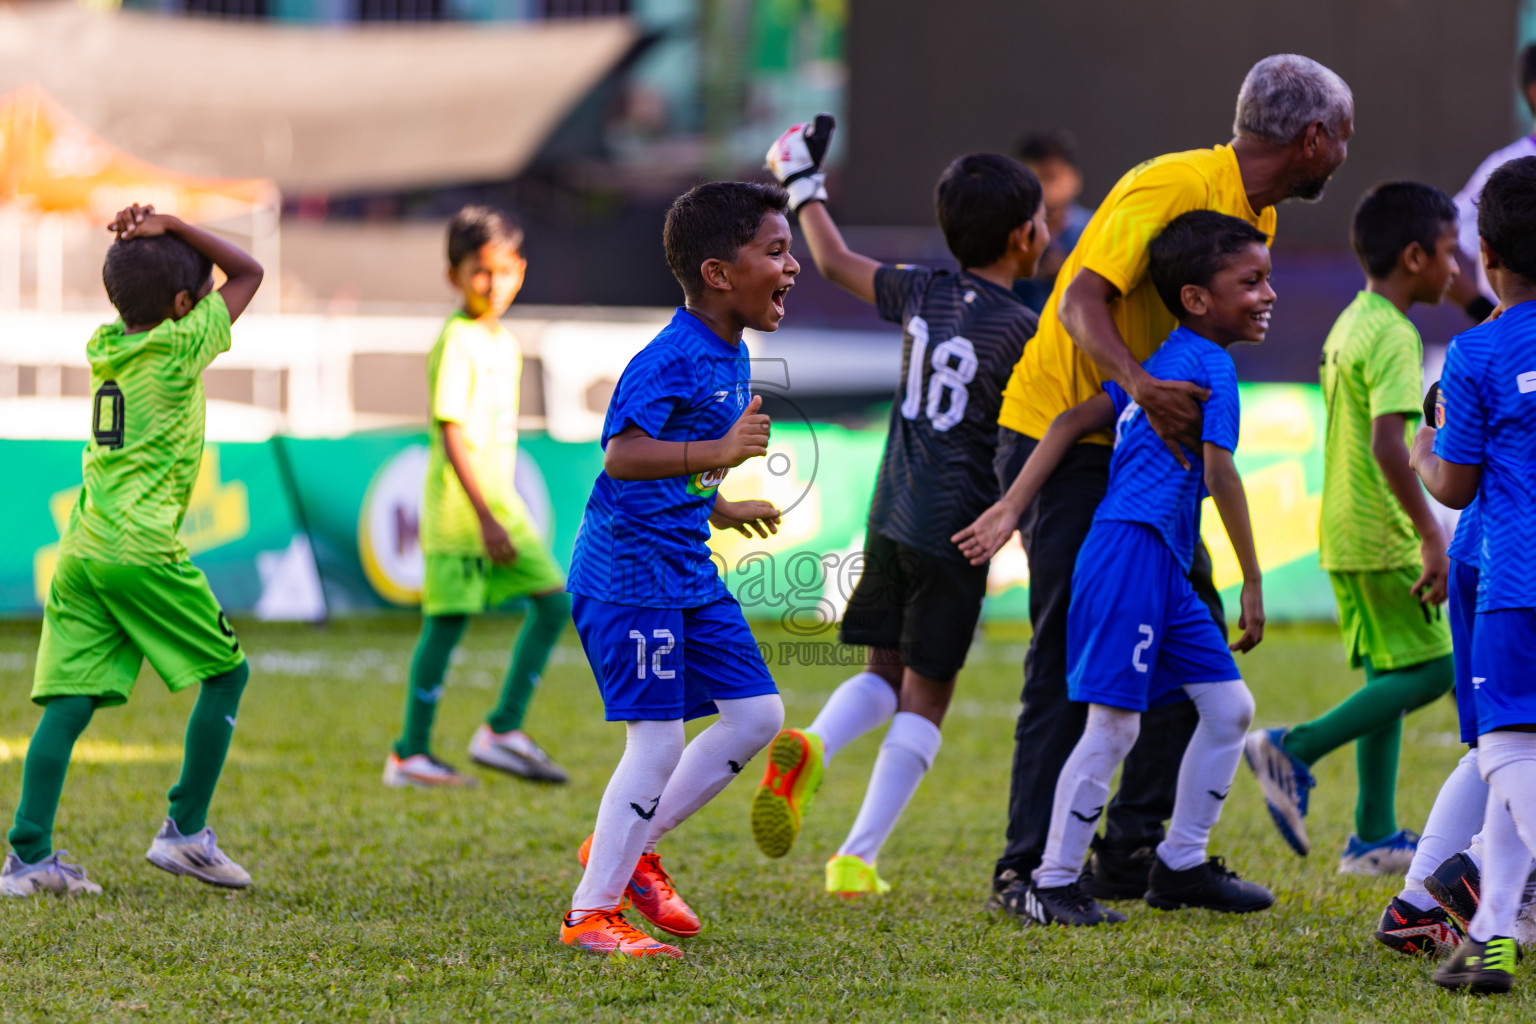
[1013,131,1093,314]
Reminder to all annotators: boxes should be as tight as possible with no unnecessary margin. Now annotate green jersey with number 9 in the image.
[60,292,232,566]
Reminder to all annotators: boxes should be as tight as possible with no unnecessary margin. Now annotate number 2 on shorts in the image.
[1131,624,1154,673]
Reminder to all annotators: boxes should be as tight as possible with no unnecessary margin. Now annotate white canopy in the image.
[0,3,639,192]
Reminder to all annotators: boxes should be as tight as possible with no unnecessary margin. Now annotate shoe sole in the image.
[1144,891,1274,914]
[1374,924,1457,958]
[468,747,567,784]
[383,769,477,789]
[1338,853,1415,876]
[1243,736,1310,856]
[1433,970,1513,994]
[751,731,820,858]
[1081,877,1151,901]
[1425,873,1480,933]
[145,850,250,889]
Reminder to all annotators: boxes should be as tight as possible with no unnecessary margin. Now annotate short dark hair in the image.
[1520,43,1536,95]
[1149,210,1270,318]
[1016,131,1079,169]
[447,205,523,268]
[101,235,212,327]
[933,154,1043,269]
[663,181,790,299]
[1478,156,1536,283]
[1350,181,1456,279]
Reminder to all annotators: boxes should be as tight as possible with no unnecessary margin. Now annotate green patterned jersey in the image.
[421,312,525,555]
[1318,291,1425,571]
[60,292,231,566]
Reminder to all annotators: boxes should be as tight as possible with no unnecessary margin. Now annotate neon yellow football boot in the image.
[750,729,824,858]
[826,853,892,897]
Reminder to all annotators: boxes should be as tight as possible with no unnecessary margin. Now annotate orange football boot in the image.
[577,834,701,937]
[560,908,683,958]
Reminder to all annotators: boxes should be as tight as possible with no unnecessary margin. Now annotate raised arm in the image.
[1371,413,1447,604]
[795,202,879,304]
[1060,268,1207,467]
[109,204,264,323]
[952,392,1116,564]
[604,395,770,482]
[1204,444,1264,652]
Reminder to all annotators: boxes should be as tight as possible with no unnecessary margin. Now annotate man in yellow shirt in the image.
[984,54,1354,918]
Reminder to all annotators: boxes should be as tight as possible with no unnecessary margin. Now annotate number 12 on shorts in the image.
[630,629,676,679]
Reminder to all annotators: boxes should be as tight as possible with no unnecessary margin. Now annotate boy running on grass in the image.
[749,117,1049,897]
[956,210,1275,924]
[1244,183,1459,873]
[560,181,793,958]
[2,203,262,896]
[383,206,570,788]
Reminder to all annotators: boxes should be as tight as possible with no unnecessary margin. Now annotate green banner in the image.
[0,383,1342,623]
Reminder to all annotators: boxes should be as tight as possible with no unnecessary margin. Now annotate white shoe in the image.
[383,751,477,788]
[145,818,252,889]
[468,725,568,783]
[0,850,102,896]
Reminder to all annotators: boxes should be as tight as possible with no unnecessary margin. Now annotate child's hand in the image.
[479,516,516,564]
[1408,426,1437,474]
[710,498,781,539]
[717,395,771,467]
[1230,580,1265,653]
[106,204,176,241]
[951,500,1021,566]
[1412,535,1450,606]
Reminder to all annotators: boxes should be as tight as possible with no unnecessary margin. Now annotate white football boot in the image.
[0,850,102,896]
[467,725,568,783]
[145,818,252,889]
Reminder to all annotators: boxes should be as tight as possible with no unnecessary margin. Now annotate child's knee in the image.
[1084,704,1141,760]
[205,660,250,696]
[723,693,784,750]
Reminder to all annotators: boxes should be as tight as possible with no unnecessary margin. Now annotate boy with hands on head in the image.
[3,204,261,896]
[957,211,1274,925]
[753,116,1049,897]
[560,181,793,958]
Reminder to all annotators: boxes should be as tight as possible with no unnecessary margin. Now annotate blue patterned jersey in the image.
[1435,300,1536,611]
[567,309,750,608]
[1094,326,1241,570]
[1448,498,1482,565]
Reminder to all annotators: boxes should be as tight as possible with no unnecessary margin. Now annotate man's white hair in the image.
[1233,54,1353,145]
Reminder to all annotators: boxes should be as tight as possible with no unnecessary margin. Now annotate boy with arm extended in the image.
[749,118,1049,896]
[1413,157,1536,995]
[384,207,570,789]
[957,211,1275,924]
[2,204,262,896]
[560,182,794,958]
[1243,183,1459,873]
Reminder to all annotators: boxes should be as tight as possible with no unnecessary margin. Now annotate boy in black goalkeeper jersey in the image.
[750,117,1048,895]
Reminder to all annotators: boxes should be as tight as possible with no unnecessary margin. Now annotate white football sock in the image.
[1035,703,1140,888]
[571,719,685,911]
[1158,680,1254,872]
[1467,731,1536,942]
[1398,747,1485,912]
[644,694,784,853]
[1467,829,1485,872]
[837,711,942,863]
[806,671,899,762]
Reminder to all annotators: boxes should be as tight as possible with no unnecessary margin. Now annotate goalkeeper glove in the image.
[1423,380,1441,428]
[766,114,836,213]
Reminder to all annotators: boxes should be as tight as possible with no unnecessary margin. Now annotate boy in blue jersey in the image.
[559,182,796,958]
[1412,157,1536,994]
[957,210,1275,925]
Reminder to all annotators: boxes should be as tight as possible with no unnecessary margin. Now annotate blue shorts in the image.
[571,592,777,721]
[1448,557,1479,744]
[1472,607,1536,735]
[1067,521,1240,711]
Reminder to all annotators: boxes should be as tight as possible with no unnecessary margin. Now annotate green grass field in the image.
[0,615,1526,1022]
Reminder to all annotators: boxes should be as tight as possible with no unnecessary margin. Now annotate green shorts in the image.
[1329,567,1454,671]
[422,522,565,617]
[33,555,245,706]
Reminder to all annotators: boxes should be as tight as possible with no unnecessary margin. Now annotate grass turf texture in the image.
[0,617,1527,1022]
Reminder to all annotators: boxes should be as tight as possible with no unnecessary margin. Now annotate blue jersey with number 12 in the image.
[1093,326,1241,571]
[567,308,750,609]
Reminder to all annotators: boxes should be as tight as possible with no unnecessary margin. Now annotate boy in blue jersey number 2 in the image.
[957,211,1277,925]
[560,182,797,958]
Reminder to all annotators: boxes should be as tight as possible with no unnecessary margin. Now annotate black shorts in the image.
[837,531,989,681]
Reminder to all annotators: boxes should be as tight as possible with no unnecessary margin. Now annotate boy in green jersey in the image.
[1245,182,1459,874]
[383,206,570,788]
[1,203,263,896]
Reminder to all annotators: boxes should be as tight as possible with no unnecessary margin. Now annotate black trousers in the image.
[991,427,1224,883]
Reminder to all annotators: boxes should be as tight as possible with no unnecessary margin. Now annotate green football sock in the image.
[395,614,468,759]
[487,591,570,734]
[8,695,96,865]
[168,661,249,836]
[1282,654,1454,840]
